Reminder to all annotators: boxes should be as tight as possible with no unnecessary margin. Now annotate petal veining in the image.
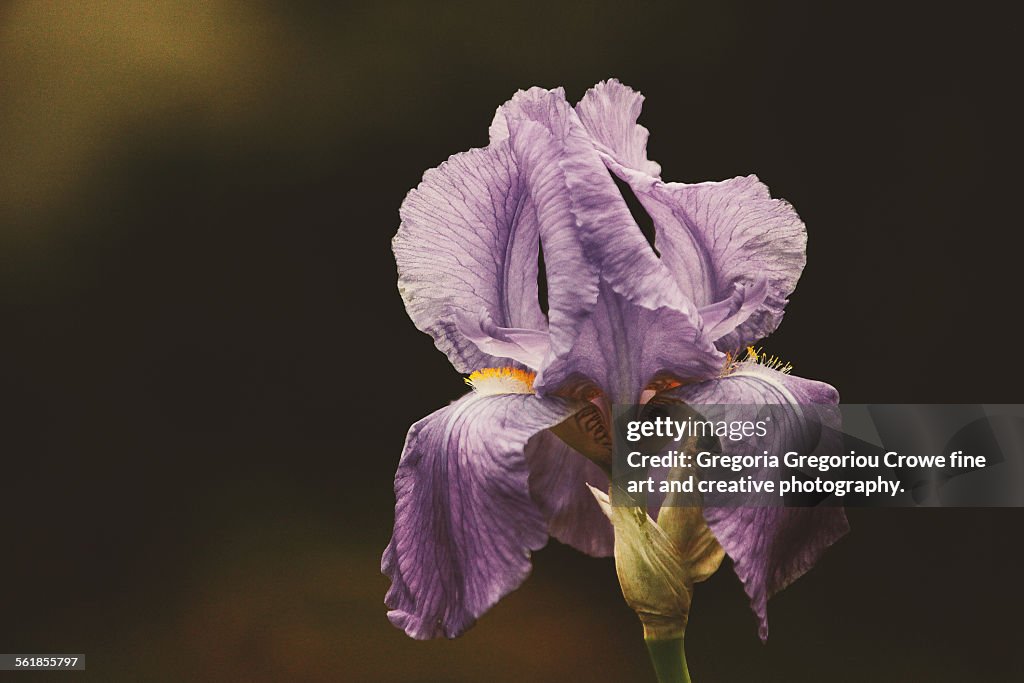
[382,391,581,639]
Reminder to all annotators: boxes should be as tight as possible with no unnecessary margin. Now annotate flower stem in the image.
[645,636,691,683]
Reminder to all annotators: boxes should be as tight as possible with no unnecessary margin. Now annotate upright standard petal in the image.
[382,392,580,639]
[574,80,807,349]
[668,363,848,641]
[575,78,662,178]
[489,86,571,145]
[505,116,600,366]
[608,172,808,351]
[395,140,546,373]
[494,87,688,316]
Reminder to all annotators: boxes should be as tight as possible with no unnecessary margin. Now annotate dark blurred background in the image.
[1,1,1020,681]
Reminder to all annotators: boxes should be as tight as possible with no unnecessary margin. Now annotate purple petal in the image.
[505,115,599,364]
[456,309,550,370]
[605,167,808,351]
[537,278,724,403]
[571,82,806,347]
[697,279,769,342]
[525,430,613,557]
[575,79,662,177]
[395,140,546,373]
[489,86,571,144]
[494,87,687,315]
[382,392,579,639]
[669,363,848,641]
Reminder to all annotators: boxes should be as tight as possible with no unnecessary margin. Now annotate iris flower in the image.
[383,81,847,657]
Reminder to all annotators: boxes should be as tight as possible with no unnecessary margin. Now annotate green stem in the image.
[645,637,691,683]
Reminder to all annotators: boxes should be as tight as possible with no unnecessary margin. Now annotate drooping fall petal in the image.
[668,362,849,641]
[382,392,580,639]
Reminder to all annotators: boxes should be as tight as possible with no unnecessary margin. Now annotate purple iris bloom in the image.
[383,80,847,642]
